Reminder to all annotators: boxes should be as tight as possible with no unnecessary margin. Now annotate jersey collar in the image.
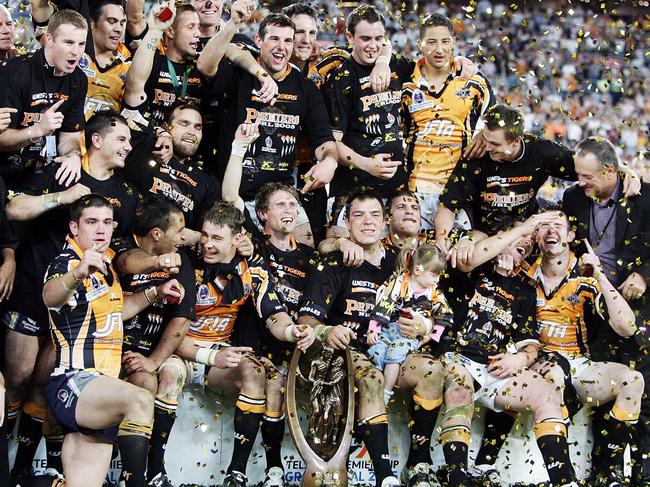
[413,56,457,89]
[262,229,297,250]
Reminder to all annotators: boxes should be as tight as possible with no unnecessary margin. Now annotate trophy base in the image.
[302,465,348,487]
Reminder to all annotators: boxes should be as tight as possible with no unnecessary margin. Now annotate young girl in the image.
[367,244,453,404]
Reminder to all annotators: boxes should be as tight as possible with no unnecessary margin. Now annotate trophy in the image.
[286,343,355,486]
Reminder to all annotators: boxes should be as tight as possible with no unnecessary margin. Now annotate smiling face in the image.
[170,107,203,159]
[346,197,385,247]
[93,121,132,169]
[347,20,385,66]
[200,221,240,264]
[258,189,298,236]
[420,25,454,69]
[256,24,294,75]
[192,0,222,30]
[157,211,186,254]
[574,151,617,201]
[482,128,522,162]
[91,3,126,53]
[291,13,316,63]
[536,214,574,258]
[388,195,421,238]
[498,232,534,266]
[44,23,87,74]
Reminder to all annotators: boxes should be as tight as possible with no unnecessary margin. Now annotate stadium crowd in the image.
[0,1,647,487]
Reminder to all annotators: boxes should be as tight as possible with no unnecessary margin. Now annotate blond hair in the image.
[396,244,446,275]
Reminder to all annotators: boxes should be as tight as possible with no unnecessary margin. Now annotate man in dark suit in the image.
[563,136,650,486]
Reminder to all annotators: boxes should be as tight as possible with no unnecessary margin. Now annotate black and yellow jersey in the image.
[527,253,607,358]
[307,45,350,89]
[299,247,397,353]
[45,238,124,378]
[79,43,132,119]
[402,57,494,194]
[189,254,286,344]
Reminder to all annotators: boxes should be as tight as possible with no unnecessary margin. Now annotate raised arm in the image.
[123,3,175,108]
[222,122,259,210]
[126,0,147,38]
[196,0,255,79]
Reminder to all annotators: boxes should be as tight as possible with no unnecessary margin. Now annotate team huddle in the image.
[0,1,647,487]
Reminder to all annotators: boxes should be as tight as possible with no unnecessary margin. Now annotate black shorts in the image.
[46,370,119,441]
[2,311,48,336]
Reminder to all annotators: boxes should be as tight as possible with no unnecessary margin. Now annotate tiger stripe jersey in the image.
[402,57,495,193]
[527,253,608,358]
[45,238,124,378]
[79,43,132,119]
[189,254,286,343]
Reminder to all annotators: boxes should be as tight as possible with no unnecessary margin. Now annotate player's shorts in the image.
[46,370,119,441]
[413,191,471,232]
[2,311,48,336]
[244,200,310,230]
[368,322,419,369]
[565,356,592,383]
[443,352,511,412]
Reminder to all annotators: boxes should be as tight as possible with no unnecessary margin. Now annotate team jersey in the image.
[128,47,206,125]
[211,60,334,201]
[0,49,86,189]
[240,219,319,364]
[402,57,495,193]
[114,236,196,355]
[306,45,350,89]
[439,135,576,235]
[370,271,453,337]
[6,161,139,326]
[527,254,607,358]
[45,238,124,378]
[125,130,221,230]
[323,54,412,198]
[381,229,436,253]
[79,43,132,119]
[449,266,538,364]
[299,248,396,353]
[189,254,286,343]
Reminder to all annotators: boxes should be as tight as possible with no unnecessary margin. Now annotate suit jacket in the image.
[562,180,650,363]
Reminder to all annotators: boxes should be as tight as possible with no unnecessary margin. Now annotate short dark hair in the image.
[165,100,201,125]
[346,4,384,35]
[85,111,129,150]
[344,188,384,220]
[47,9,88,37]
[133,196,183,237]
[258,13,295,39]
[575,136,620,170]
[204,202,245,236]
[255,182,301,216]
[419,13,454,39]
[90,0,125,23]
[70,194,113,223]
[171,3,198,29]
[281,2,318,21]
[386,189,419,214]
[484,104,524,142]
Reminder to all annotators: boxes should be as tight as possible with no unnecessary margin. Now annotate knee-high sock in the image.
[261,410,285,470]
[118,419,153,487]
[228,394,265,476]
[600,404,639,474]
[5,401,21,439]
[42,417,64,473]
[534,419,576,485]
[474,409,516,466]
[441,425,470,487]
[147,396,178,480]
[12,401,45,474]
[406,394,442,467]
[358,413,393,487]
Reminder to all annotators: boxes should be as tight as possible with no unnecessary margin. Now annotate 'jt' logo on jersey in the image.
[416,119,455,138]
[93,312,123,338]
